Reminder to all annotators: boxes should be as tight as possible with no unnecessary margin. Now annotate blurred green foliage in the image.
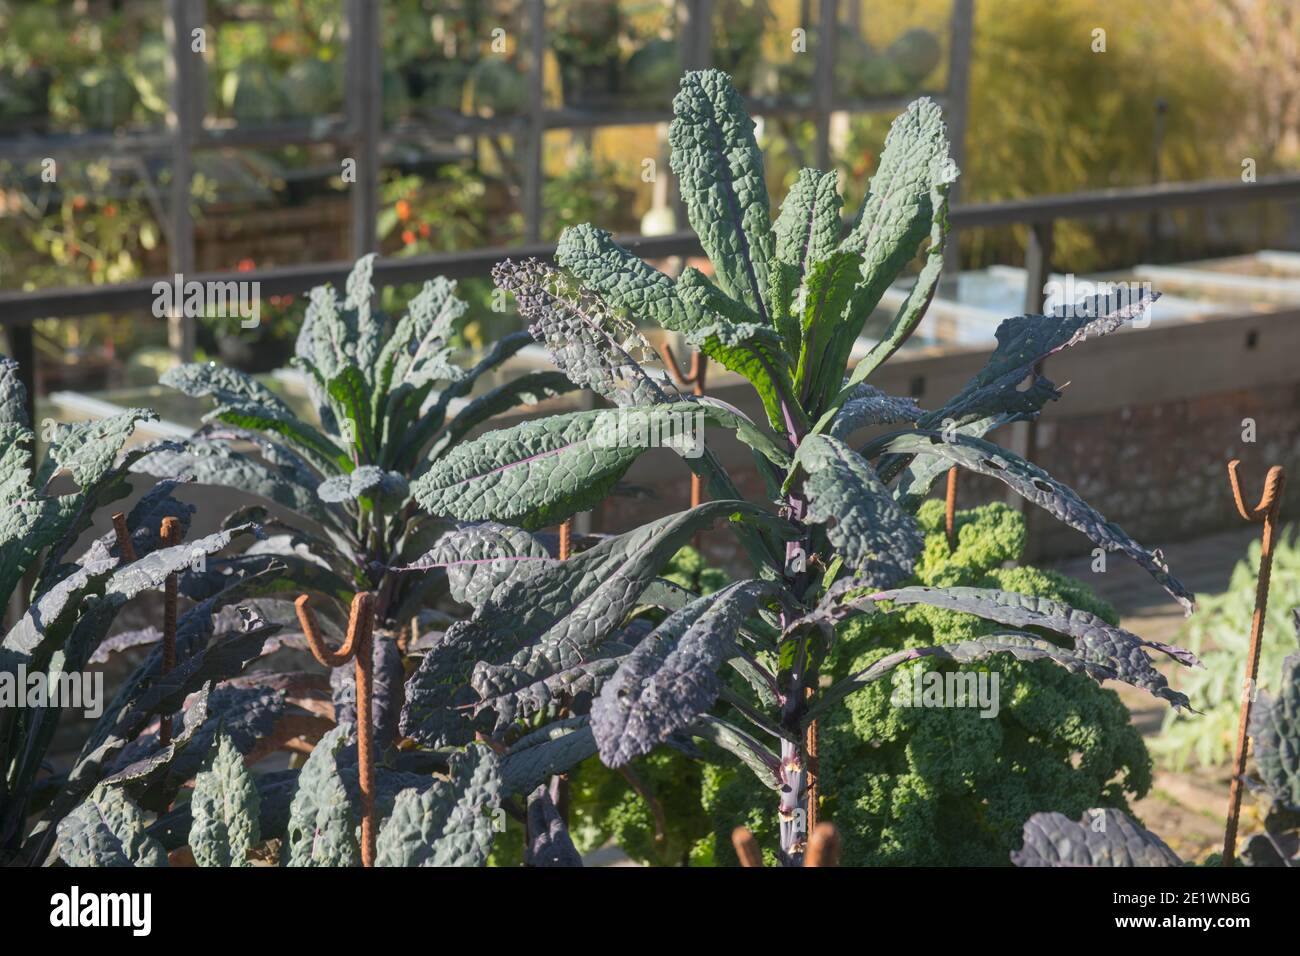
[1156,525,1300,770]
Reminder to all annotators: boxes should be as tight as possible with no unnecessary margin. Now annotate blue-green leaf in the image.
[669,69,774,321]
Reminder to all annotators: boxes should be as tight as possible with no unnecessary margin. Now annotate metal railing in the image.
[3,168,1298,430]
[3,171,1296,324]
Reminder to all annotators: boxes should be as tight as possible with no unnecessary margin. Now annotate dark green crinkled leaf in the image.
[55,784,167,867]
[4,525,255,669]
[690,714,781,787]
[676,268,801,432]
[795,433,923,586]
[556,223,704,334]
[773,167,843,282]
[375,275,467,401]
[474,647,629,733]
[294,258,378,383]
[344,253,384,375]
[1251,651,1300,810]
[1012,809,1182,867]
[827,385,922,439]
[107,682,295,812]
[919,290,1160,432]
[36,408,158,492]
[374,747,501,867]
[285,724,359,867]
[325,364,376,459]
[500,717,598,796]
[412,407,681,530]
[880,412,1017,508]
[495,257,669,409]
[870,585,1197,708]
[1,410,159,601]
[148,768,298,851]
[669,70,774,322]
[806,631,1135,726]
[206,397,347,474]
[465,504,787,728]
[401,502,786,747]
[794,250,867,409]
[839,96,958,318]
[0,357,28,426]
[400,522,552,610]
[133,440,331,527]
[57,613,279,828]
[592,580,778,767]
[837,152,953,395]
[525,784,583,867]
[3,546,117,662]
[883,431,1196,614]
[190,731,260,867]
[161,362,294,418]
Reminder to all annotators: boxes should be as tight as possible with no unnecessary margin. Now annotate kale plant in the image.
[138,256,574,748]
[403,70,1199,865]
[1015,608,1300,868]
[0,358,280,865]
[55,727,505,867]
[568,504,1155,866]
[1155,525,1300,769]
[1239,606,1300,866]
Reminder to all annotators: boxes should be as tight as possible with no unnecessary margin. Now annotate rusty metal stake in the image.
[559,519,572,561]
[661,343,708,510]
[158,516,183,747]
[732,822,841,867]
[805,686,819,835]
[945,466,959,550]
[296,592,377,867]
[1222,459,1286,867]
[804,822,840,867]
[732,826,764,867]
[110,512,136,562]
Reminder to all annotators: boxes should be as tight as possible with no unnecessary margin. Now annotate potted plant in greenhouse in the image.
[405,70,1200,865]
[553,0,623,109]
[710,0,773,96]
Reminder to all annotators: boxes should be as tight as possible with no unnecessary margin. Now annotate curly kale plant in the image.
[403,70,1198,865]
[138,257,574,747]
[570,504,1154,866]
